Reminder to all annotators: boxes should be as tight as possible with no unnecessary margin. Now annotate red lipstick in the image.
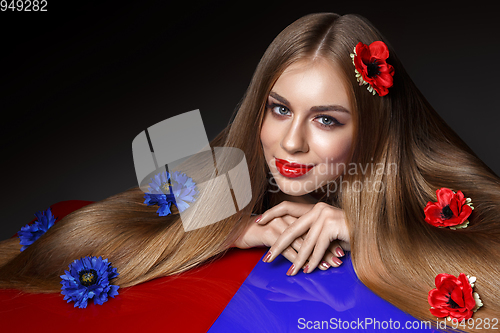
[275,158,314,178]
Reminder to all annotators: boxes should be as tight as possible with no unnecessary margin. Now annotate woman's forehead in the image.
[271,58,352,111]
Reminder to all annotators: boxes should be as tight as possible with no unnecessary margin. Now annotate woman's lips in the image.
[275,158,314,178]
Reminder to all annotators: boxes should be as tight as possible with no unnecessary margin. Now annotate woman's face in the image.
[260,57,354,196]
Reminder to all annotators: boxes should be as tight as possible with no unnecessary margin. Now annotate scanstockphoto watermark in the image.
[297,317,432,330]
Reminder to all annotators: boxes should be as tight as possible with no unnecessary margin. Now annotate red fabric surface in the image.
[1,200,266,332]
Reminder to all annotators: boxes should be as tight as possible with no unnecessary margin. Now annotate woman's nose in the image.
[280,121,309,154]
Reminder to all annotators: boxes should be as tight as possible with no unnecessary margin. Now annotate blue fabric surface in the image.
[209,252,442,332]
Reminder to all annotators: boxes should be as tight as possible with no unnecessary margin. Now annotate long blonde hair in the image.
[1,13,499,329]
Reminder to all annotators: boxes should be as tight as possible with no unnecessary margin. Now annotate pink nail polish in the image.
[332,256,343,266]
[255,214,262,223]
[335,247,345,257]
[286,264,295,275]
[303,265,309,273]
[263,251,271,263]
[321,261,330,269]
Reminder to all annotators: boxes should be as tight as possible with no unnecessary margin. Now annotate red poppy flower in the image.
[424,188,473,228]
[351,41,394,96]
[428,273,481,322]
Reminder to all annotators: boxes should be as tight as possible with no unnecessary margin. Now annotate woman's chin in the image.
[275,180,317,197]
[280,189,308,196]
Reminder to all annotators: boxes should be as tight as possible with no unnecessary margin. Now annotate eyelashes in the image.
[266,102,344,128]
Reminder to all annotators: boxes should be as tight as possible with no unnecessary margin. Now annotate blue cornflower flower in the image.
[170,171,198,213]
[60,256,119,308]
[146,170,175,195]
[18,207,56,252]
[144,170,198,216]
[144,193,175,216]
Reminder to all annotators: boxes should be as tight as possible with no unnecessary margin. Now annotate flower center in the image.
[366,61,380,78]
[160,181,172,194]
[441,205,454,219]
[79,269,98,287]
[447,293,460,309]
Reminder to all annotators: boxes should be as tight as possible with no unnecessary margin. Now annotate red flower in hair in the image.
[424,188,473,229]
[428,273,482,322]
[350,41,394,96]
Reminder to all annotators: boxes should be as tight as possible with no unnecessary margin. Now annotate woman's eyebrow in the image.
[310,104,350,113]
[269,91,350,114]
[269,91,291,106]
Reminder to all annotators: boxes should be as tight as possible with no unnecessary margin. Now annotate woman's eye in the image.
[318,116,334,126]
[274,105,288,115]
[315,115,342,128]
[272,105,289,116]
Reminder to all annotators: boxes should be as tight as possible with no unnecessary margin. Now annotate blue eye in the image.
[315,115,343,128]
[270,104,290,116]
[318,116,334,126]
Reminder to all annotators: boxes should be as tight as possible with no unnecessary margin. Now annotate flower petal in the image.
[450,287,465,308]
[428,288,451,308]
[368,41,389,59]
[458,273,477,310]
[435,273,458,291]
[424,203,445,226]
[436,188,454,206]
[430,307,450,318]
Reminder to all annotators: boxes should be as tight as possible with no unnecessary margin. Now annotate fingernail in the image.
[255,214,262,223]
[286,264,295,276]
[263,251,271,263]
[320,261,330,269]
[332,256,343,266]
[303,265,309,273]
[335,247,345,257]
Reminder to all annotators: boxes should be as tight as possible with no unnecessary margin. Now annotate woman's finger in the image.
[256,201,315,225]
[263,235,305,262]
[303,240,344,273]
[328,240,346,259]
[266,244,310,270]
[278,246,299,264]
[295,223,331,275]
[290,207,346,275]
[336,240,350,252]
[285,214,326,276]
[262,209,321,264]
[274,215,305,251]
[317,241,344,271]
[259,215,305,262]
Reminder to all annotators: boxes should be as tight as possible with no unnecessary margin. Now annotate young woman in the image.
[1,12,499,330]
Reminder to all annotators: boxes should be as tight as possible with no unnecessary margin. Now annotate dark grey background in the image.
[1,0,499,240]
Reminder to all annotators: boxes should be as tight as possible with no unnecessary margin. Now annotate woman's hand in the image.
[256,201,350,276]
[232,213,307,265]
